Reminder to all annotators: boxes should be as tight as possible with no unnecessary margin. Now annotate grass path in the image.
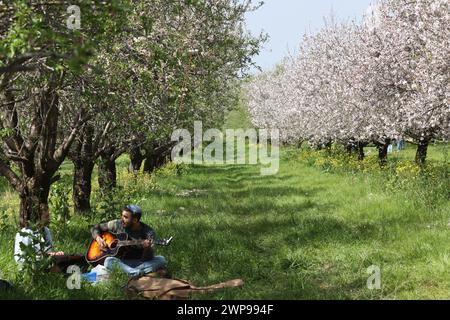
[144,152,449,299]
[0,148,449,299]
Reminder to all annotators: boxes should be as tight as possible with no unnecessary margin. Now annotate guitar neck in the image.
[118,239,168,247]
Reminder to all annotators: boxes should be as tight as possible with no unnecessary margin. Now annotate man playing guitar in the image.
[90,204,168,278]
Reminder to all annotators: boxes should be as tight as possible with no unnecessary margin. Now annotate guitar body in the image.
[85,231,173,265]
[86,232,128,265]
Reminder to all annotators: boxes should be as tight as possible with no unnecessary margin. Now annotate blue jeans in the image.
[397,140,405,151]
[104,256,167,277]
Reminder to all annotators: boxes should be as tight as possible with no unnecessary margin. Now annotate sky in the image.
[245,0,374,73]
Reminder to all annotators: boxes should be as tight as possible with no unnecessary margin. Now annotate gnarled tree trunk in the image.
[69,124,97,214]
[357,141,367,161]
[415,137,431,166]
[19,175,53,228]
[143,151,166,173]
[0,80,83,228]
[98,156,117,194]
[375,139,391,166]
[128,145,144,173]
[72,160,95,213]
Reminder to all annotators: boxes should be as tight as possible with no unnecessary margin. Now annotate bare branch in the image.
[0,159,21,192]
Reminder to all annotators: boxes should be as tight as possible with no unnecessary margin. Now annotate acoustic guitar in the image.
[86,231,173,264]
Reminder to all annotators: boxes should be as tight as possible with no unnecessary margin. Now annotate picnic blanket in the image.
[126,273,244,300]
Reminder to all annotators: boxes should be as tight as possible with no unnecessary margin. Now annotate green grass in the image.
[0,144,449,299]
[223,96,253,130]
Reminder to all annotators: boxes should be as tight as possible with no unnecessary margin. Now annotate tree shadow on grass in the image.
[224,198,333,217]
[165,213,380,299]
[280,215,379,246]
[170,211,377,258]
[214,175,300,192]
[189,164,251,175]
[227,186,326,199]
[189,164,298,182]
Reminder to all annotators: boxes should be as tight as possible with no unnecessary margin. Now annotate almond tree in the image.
[368,0,449,165]
[247,0,449,165]
[61,0,265,210]
[0,1,130,226]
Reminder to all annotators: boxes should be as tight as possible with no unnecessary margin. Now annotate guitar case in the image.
[126,273,244,300]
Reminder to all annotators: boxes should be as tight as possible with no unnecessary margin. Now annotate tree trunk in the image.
[19,180,51,228]
[1,77,84,228]
[72,160,95,214]
[98,156,117,193]
[346,145,352,154]
[346,139,356,155]
[378,145,388,165]
[323,139,332,155]
[357,142,366,161]
[128,146,144,173]
[376,139,390,166]
[415,138,430,166]
[143,150,166,173]
[69,124,97,214]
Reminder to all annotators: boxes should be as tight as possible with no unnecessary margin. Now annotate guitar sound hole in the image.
[109,240,118,249]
